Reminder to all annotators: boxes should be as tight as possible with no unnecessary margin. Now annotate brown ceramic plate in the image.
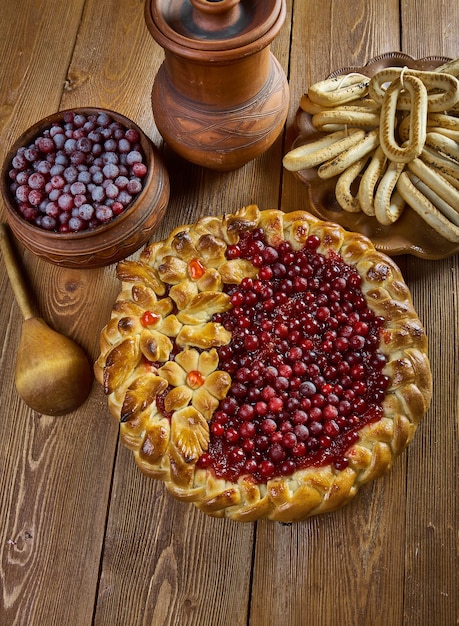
[290,52,459,259]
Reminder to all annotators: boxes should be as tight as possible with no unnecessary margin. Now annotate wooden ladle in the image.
[0,223,92,415]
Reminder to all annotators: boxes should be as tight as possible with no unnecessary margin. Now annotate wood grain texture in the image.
[0,0,457,624]
[250,475,408,626]
[0,3,120,625]
[60,0,164,145]
[398,3,459,624]
[93,447,255,626]
[0,0,86,150]
[402,257,458,625]
[0,393,119,625]
[401,0,459,58]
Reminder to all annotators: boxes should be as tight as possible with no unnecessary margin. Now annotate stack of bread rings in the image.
[283,58,459,243]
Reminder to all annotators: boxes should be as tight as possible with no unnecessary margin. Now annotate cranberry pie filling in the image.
[197,230,390,483]
[95,206,432,521]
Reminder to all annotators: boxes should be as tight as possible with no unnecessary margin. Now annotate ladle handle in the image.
[0,223,35,321]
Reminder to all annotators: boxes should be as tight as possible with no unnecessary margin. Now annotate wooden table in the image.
[0,1,457,624]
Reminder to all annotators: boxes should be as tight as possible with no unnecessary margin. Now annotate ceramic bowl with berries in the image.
[1,108,170,268]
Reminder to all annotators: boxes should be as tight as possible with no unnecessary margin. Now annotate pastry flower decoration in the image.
[158,349,231,462]
[159,348,231,421]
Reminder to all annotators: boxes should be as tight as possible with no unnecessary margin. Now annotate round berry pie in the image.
[94,205,432,522]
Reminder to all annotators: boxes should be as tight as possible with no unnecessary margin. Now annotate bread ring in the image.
[282,128,365,172]
[434,57,459,78]
[335,154,372,213]
[379,75,427,163]
[358,145,388,216]
[369,67,459,112]
[300,95,380,116]
[374,160,405,225]
[398,114,413,143]
[420,145,459,181]
[317,128,379,179]
[400,117,459,145]
[299,94,327,114]
[345,96,381,110]
[400,115,459,144]
[307,73,370,107]
[312,109,380,131]
[412,178,459,227]
[397,171,459,242]
[407,158,459,222]
[440,171,459,190]
[425,131,459,163]
[309,123,348,134]
[427,113,459,131]
[427,126,459,143]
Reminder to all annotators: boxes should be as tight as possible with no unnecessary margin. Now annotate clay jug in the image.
[144,0,290,171]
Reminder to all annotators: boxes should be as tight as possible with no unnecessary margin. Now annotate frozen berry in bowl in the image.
[1,108,170,268]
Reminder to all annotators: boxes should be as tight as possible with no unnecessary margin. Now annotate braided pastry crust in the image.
[95,206,432,522]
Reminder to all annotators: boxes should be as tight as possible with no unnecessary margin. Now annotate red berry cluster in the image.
[7,111,147,233]
[197,229,390,483]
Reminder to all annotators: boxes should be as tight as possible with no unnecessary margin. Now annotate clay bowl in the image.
[1,107,170,268]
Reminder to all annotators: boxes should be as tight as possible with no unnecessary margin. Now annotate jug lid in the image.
[145,0,285,56]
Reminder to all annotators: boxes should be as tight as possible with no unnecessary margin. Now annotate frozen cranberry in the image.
[8,111,148,232]
[41,215,57,230]
[28,189,43,206]
[95,205,113,222]
[24,146,39,162]
[125,128,140,143]
[45,202,60,218]
[103,163,119,179]
[131,162,147,177]
[28,172,45,190]
[126,150,143,165]
[127,178,142,195]
[15,185,30,203]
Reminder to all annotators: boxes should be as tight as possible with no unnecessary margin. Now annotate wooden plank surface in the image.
[0,3,119,626]
[0,0,457,625]
[399,6,458,624]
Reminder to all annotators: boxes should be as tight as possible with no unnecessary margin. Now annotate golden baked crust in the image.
[95,206,432,522]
